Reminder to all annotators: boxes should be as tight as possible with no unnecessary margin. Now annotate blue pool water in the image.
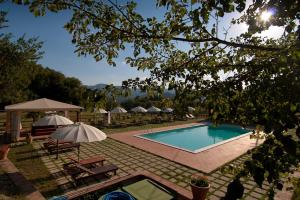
[138,124,250,152]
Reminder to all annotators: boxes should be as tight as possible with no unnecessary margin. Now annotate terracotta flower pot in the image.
[190,183,210,200]
[0,144,10,160]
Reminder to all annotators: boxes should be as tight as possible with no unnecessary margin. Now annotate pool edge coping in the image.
[134,123,252,154]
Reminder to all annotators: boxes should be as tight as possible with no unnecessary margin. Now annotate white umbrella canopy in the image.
[147,106,161,113]
[50,122,107,143]
[33,114,73,127]
[131,106,148,113]
[163,108,174,113]
[111,106,127,113]
[188,106,196,112]
[45,111,57,115]
[50,122,107,160]
[97,108,108,114]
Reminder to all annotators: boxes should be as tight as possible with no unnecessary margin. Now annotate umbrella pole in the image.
[78,145,80,162]
[56,139,58,159]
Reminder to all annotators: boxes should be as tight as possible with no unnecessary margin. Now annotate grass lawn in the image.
[8,143,63,198]
[103,118,200,134]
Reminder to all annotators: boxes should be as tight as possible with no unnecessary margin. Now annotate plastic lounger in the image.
[122,179,174,200]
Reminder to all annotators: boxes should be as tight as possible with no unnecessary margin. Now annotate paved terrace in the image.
[32,138,270,200]
[110,123,262,173]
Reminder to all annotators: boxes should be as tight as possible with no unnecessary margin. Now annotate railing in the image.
[0,111,209,132]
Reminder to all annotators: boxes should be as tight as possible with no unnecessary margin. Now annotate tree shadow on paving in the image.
[16,154,43,162]
[41,187,64,198]
[51,170,67,179]
[15,149,38,155]
[29,175,65,198]
[30,174,60,185]
[0,173,21,196]
[57,182,75,193]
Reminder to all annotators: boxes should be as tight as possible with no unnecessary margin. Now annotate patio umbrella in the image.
[50,122,107,160]
[147,106,161,113]
[45,111,57,115]
[33,114,73,127]
[111,106,127,113]
[188,106,196,113]
[130,106,148,113]
[163,108,173,113]
[97,108,108,114]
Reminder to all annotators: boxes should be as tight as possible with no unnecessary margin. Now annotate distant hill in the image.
[87,83,120,90]
[86,83,175,99]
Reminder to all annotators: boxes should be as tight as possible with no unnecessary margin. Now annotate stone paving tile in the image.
[244,195,258,200]
[214,190,226,197]
[32,138,270,199]
[250,192,264,199]
[254,187,267,194]
[208,195,220,200]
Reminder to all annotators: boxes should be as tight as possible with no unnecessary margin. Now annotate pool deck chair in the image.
[65,163,118,186]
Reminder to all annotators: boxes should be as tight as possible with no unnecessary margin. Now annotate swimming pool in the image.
[137,124,251,153]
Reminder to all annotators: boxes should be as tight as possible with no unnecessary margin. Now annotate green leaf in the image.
[191,0,197,5]
[236,2,246,12]
[225,179,244,199]
[200,7,209,23]
[253,167,265,187]
[281,136,297,156]
[290,104,297,112]
[211,27,216,35]
[33,9,41,16]
[217,9,224,17]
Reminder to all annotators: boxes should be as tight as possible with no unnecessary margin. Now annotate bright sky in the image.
[2,1,161,85]
[1,1,283,86]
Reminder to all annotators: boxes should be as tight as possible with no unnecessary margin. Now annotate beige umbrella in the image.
[33,114,73,126]
[98,108,108,114]
[188,106,196,112]
[111,106,127,113]
[163,108,174,113]
[45,111,57,115]
[111,107,127,122]
[131,106,148,113]
[50,122,107,159]
[147,106,161,113]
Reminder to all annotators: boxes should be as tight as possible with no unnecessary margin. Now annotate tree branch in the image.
[62,2,283,52]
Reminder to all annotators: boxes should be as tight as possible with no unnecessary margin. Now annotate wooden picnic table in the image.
[77,156,105,166]
[65,155,105,167]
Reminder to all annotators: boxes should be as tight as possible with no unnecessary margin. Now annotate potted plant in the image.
[0,144,10,160]
[190,174,210,200]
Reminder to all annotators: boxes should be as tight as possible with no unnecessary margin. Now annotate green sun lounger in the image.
[122,179,174,200]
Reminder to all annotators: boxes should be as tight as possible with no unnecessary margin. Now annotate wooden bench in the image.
[44,141,80,155]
